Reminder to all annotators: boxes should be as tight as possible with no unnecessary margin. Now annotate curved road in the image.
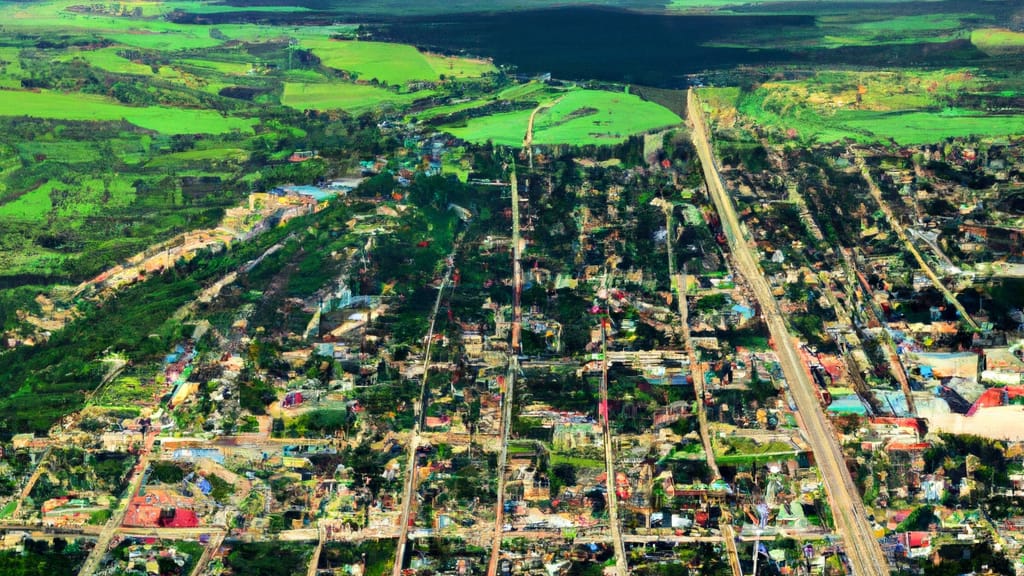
[687,90,889,576]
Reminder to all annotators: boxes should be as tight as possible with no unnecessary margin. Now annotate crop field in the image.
[282,81,430,112]
[444,88,681,146]
[0,90,257,134]
[300,39,494,86]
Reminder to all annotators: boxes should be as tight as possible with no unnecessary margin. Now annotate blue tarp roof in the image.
[196,477,212,495]
[827,394,868,415]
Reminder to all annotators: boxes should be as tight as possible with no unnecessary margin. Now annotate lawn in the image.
[282,81,429,112]
[301,39,493,86]
[550,453,606,469]
[0,89,257,134]
[444,88,682,147]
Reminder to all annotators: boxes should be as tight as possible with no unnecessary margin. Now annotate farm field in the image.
[281,81,430,112]
[300,39,494,86]
[705,69,1024,145]
[0,90,257,134]
[444,88,682,146]
[971,28,1024,56]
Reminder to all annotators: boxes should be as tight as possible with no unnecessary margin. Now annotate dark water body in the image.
[370,7,810,88]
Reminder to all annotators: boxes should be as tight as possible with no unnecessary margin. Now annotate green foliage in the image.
[695,293,728,312]
[896,505,938,532]
[206,473,235,504]
[150,462,187,484]
[322,541,396,576]
[224,542,310,576]
[239,378,276,415]
[88,508,112,525]
[0,539,87,576]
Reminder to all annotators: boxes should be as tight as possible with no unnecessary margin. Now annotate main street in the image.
[392,240,462,576]
[663,203,742,576]
[599,273,629,576]
[687,89,890,576]
[488,160,521,576]
[77,450,151,576]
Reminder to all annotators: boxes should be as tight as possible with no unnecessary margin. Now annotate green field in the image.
[56,47,179,77]
[971,28,1024,56]
[445,88,682,146]
[301,39,494,86]
[707,69,1024,145]
[0,177,136,220]
[0,90,257,134]
[282,81,430,112]
[839,109,1024,145]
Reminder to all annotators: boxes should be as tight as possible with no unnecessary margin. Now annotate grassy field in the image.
[0,177,136,220]
[444,88,681,146]
[971,28,1024,56]
[56,47,179,77]
[0,90,257,134]
[301,39,494,86]
[282,81,430,112]
[706,70,1024,145]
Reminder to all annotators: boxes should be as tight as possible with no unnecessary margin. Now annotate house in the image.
[895,531,932,558]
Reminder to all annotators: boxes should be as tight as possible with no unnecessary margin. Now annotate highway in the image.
[687,89,889,576]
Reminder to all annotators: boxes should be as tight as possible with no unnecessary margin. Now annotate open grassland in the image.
[0,176,136,220]
[408,81,554,122]
[301,39,494,86]
[282,81,429,112]
[838,110,1024,145]
[706,69,1024,145]
[179,58,252,76]
[444,88,681,146]
[0,90,256,134]
[56,47,179,77]
[971,28,1024,56]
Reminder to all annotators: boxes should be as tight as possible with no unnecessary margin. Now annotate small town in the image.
[3,85,1024,576]
[2,2,1024,576]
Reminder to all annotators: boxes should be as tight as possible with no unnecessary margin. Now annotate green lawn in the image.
[282,81,429,112]
[0,90,257,134]
[301,39,493,85]
[445,88,682,146]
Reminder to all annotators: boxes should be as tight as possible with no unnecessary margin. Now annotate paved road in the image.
[599,280,628,576]
[78,451,151,576]
[688,89,889,576]
[189,530,225,576]
[856,156,978,331]
[664,207,742,576]
[392,243,460,576]
[488,163,520,576]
